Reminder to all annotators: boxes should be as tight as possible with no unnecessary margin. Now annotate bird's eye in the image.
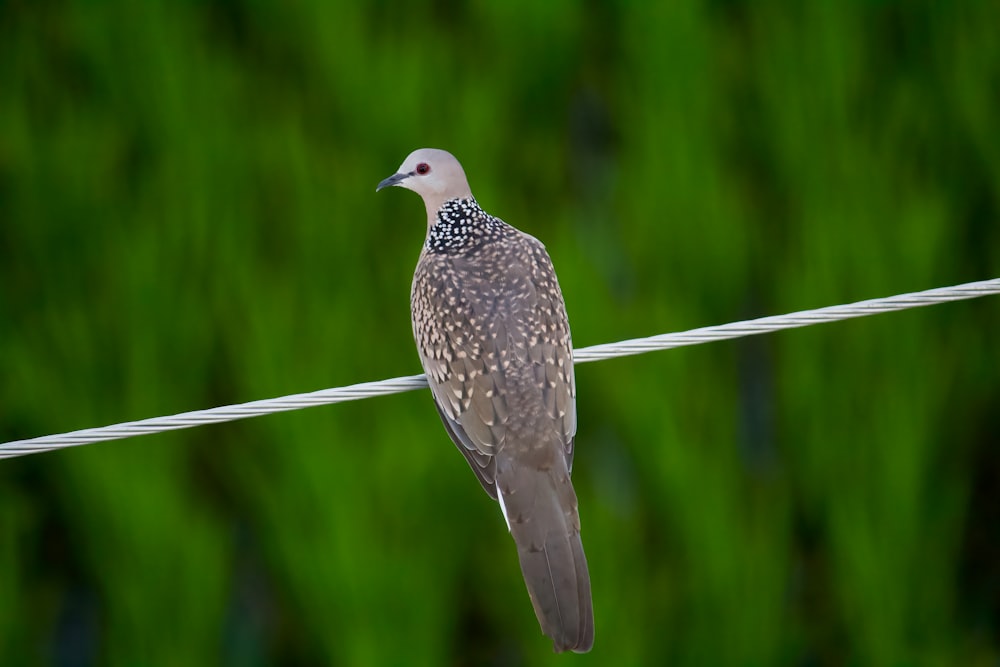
[416,163,430,175]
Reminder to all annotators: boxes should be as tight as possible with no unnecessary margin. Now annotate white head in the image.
[377,148,474,221]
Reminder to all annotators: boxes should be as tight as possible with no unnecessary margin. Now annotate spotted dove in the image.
[377,148,594,653]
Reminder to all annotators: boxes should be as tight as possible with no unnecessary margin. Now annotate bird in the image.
[377,148,594,653]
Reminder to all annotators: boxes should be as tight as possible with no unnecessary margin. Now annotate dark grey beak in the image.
[376,172,410,192]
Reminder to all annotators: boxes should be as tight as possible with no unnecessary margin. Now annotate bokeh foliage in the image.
[2,0,999,664]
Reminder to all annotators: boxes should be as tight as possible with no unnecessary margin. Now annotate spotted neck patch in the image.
[426,197,507,253]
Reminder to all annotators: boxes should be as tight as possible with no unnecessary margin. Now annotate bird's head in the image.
[377,148,473,219]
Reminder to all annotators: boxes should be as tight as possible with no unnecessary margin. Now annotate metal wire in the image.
[574,278,1000,362]
[3,277,998,460]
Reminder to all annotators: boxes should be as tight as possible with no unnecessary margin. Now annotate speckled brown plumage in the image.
[378,149,594,653]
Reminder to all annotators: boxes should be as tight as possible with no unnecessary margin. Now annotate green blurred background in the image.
[2,0,999,664]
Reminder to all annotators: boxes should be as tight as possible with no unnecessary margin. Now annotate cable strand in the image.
[3,278,997,460]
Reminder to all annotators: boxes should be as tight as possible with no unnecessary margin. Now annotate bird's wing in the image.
[522,235,577,469]
[432,400,499,499]
[414,256,510,498]
[419,320,508,498]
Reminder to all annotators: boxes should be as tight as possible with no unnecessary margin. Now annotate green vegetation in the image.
[2,1,998,664]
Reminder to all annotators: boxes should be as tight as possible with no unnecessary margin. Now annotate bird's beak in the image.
[376,172,410,192]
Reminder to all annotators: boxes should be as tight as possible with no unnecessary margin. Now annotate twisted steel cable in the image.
[2,278,997,460]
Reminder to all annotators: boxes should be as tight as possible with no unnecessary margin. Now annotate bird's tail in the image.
[497,465,594,653]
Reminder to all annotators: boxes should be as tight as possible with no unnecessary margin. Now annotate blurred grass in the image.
[1,0,999,665]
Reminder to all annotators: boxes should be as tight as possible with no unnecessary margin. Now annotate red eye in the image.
[416,163,430,175]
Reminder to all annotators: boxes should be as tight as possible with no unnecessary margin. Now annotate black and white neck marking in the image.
[426,197,505,253]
